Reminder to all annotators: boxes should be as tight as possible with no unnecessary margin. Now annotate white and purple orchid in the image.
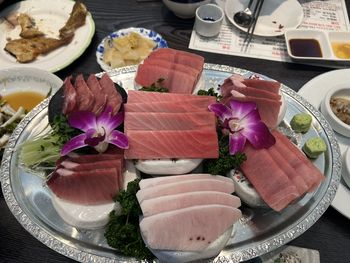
[61,107,128,156]
[209,100,275,155]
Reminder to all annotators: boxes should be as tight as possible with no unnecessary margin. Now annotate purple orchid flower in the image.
[209,100,275,155]
[61,107,128,156]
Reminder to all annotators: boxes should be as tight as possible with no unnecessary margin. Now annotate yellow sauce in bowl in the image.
[331,42,350,59]
[2,91,46,111]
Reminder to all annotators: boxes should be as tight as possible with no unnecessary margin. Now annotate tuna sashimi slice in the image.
[139,174,233,189]
[124,112,216,131]
[125,99,213,113]
[148,48,204,72]
[221,84,281,101]
[135,64,197,94]
[75,74,94,112]
[127,90,216,104]
[86,74,108,115]
[143,58,201,79]
[140,205,241,251]
[272,131,324,192]
[241,143,300,211]
[62,76,77,115]
[124,130,218,159]
[267,142,309,195]
[136,179,234,203]
[243,79,281,94]
[99,73,123,115]
[47,167,120,205]
[222,74,280,94]
[141,191,241,217]
[60,159,123,191]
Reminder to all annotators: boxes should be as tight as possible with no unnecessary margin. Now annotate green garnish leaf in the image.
[140,78,168,93]
[197,87,222,100]
[105,179,153,260]
[204,130,247,175]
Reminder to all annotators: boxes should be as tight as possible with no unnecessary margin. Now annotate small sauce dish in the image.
[285,29,332,60]
[194,4,224,37]
[285,29,350,62]
[320,84,350,137]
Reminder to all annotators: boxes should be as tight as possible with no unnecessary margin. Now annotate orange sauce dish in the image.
[331,42,350,59]
[2,91,46,111]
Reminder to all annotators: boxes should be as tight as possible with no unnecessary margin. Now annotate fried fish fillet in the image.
[59,1,88,39]
[4,35,73,63]
[17,13,44,39]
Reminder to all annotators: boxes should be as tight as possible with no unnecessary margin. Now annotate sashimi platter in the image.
[0,48,341,263]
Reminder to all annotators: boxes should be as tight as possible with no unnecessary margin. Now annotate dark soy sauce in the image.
[202,17,216,22]
[289,39,323,58]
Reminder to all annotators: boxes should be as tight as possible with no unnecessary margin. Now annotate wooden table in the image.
[1,0,350,262]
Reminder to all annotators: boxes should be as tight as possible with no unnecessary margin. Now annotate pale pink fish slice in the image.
[136,179,234,203]
[141,191,241,217]
[140,204,241,251]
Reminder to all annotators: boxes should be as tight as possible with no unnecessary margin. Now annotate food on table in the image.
[288,38,323,58]
[139,173,233,189]
[135,48,204,93]
[220,74,282,128]
[17,13,44,38]
[125,98,215,112]
[2,91,45,112]
[128,89,209,103]
[4,1,88,63]
[148,48,204,71]
[103,31,156,68]
[62,74,122,116]
[125,130,218,159]
[140,205,241,251]
[137,178,234,203]
[240,130,324,211]
[124,90,218,160]
[290,113,312,133]
[4,35,73,63]
[330,96,350,125]
[0,97,25,148]
[302,137,327,159]
[331,42,350,59]
[59,1,88,39]
[47,148,124,205]
[141,191,241,217]
[125,112,215,131]
[138,174,242,252]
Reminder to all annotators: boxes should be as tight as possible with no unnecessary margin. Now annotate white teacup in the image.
[194,4,224,37]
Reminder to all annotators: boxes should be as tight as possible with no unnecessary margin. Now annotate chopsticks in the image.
[243,0,265,48]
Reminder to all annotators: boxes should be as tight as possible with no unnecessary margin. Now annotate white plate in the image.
[298,69,350,220]
[0,0,95,73]
[0,67,62,97]
[225,0,304,37]
[96,27,168,72]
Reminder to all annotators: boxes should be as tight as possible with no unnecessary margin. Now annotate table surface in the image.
[1,0,350,262]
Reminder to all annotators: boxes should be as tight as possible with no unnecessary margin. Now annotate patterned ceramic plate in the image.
[96,27,168,72]
[0,64,341,262]
[0,0,95,72]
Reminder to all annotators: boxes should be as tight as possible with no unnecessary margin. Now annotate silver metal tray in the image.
[0,64,341,262]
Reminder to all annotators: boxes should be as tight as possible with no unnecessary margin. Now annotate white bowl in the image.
[0,67,62,98]
[162,0,211,19]
[320,84,350,137]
